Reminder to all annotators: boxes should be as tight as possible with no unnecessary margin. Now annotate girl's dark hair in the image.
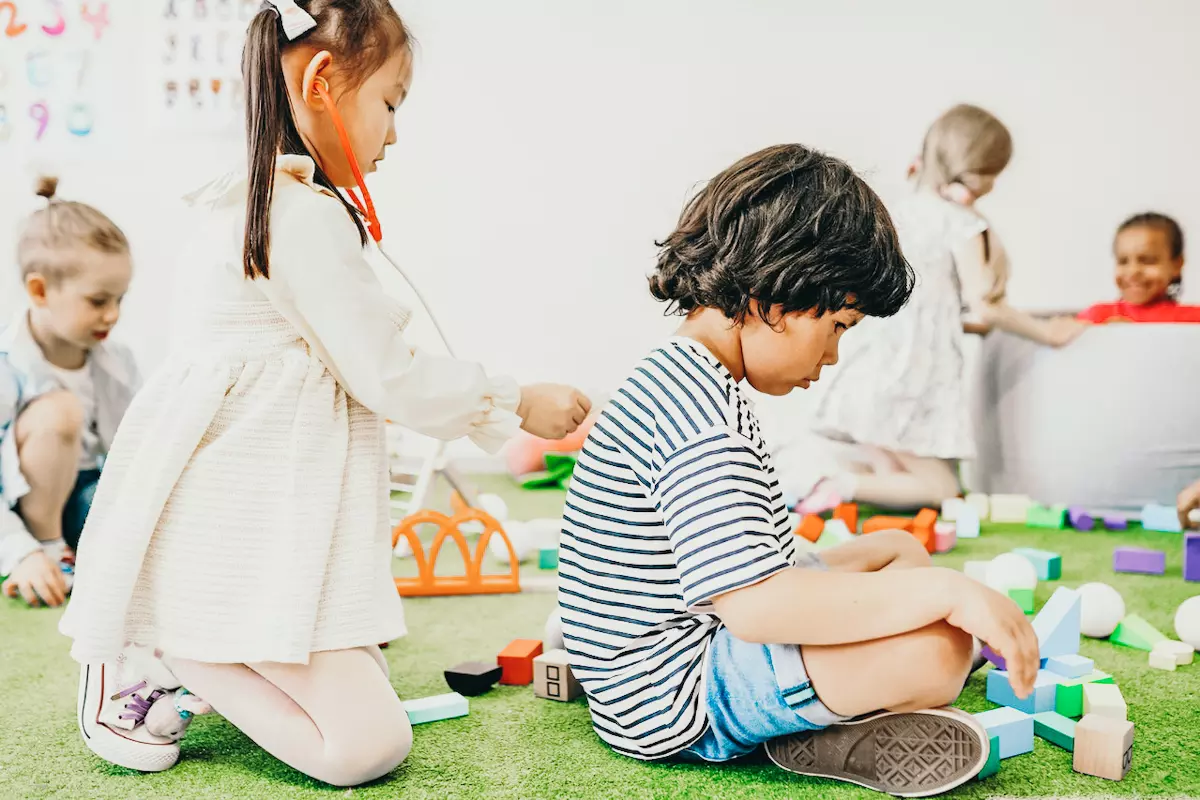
[651,144,914,323]
[1116,211,1185,299]
[242,0,411,279]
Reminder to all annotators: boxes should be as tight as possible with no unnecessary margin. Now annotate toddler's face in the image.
[1113,226,1182,306]
[739,304,863,396]
[31,249,132,351]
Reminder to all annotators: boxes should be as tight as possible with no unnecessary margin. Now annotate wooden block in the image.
[1141,503,1182,533]
[1073,714,1133,781]
[965,493,990,521]
[1082,683,1126,720]
[1007,588,1035,614]
[1055,671,1113,718]
[538,547,559,570]
[832,503,858,534]
[1026,504,1068,529]
[533,648,582,701]
[1033,586,1082,659]
[1151,639,1195,666]
[1112,547,1166,576]
[498,639,544,685]
[1033,710,1077,751]
[913,508,938,554]
[1148,649,1177,671]
[862,515,913,535]
[444,661,503,696]
[1012,547,1062,581]
[1110,614,1169,651]
[989,494,1033,524]
[794,514,824,543]
[404,692,469,725]
[977,734,1001,779]
[974,706,1033,759]
[1045,654,1094,679]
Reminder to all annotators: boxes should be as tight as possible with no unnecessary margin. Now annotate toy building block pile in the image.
[801,503,945,554]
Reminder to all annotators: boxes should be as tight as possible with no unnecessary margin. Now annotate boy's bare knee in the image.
[888,621,974,712]
[320,709,412,787]
[17,392,84,446]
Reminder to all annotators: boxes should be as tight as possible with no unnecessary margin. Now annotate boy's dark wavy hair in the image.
[650,144,914,324]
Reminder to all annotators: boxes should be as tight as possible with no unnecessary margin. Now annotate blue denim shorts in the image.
[681,556,850,762]
[16,468,101,552]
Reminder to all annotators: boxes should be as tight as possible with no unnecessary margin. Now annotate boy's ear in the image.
[24,273,49,307]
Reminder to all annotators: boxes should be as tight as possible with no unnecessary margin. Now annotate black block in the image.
[445,661,504,696]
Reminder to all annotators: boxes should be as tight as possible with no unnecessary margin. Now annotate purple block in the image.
[1113,546,1166,575]
[1068,507,1095,531]
[1103,516,1128,531]
[1186,533,1200,583]
[981,644,1006,670]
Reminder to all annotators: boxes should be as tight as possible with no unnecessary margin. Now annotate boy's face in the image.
[1113,226,1182,306]
[27,248,132,351]
[740,303,863,396]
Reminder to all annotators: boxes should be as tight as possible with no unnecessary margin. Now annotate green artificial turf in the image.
[1,478,1198,799]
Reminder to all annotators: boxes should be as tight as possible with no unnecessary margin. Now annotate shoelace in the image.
[112,681,165,724]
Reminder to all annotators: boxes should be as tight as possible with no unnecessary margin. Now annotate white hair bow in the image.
[265,0,317,40]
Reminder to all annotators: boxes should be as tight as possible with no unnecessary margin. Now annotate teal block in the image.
[1032,711,1076,751]
[1032,586,1080,658]
[1045,654,1093,679]
[1012,547,1062,581]
[977,734,1001,779]
[974,706,1034,759]
[538,548,559,570]
[405,692,469,725]
[986,669,1061,714]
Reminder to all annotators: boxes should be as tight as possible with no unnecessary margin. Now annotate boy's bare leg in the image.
[15,391,83,543]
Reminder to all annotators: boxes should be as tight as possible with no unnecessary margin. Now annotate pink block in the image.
[934,526,957,553]
[1113,546,1166,575]
[1185,533,1200,583]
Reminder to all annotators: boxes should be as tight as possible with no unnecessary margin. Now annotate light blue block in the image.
[986,669,1061,714]
[1045,654,1094,679]
[1142,503,1182,533]
[956,506,981,538]
[404,692,469,725]
[1032,586,1081,659]
[1011,547,1062,580]
[974,706,1034,759]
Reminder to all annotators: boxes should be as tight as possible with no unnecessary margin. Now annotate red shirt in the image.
[1077,299,1200,324]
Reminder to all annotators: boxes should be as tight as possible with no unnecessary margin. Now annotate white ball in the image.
[1077,582,1126,639]
[1176,595,1200,649]
[476,493,509,522]
[544,609,565,651]
[488,520,534,565]
[985,553,1038,593]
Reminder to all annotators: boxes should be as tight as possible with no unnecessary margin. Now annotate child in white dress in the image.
[794,104,1085,512]
[60,0,588,786]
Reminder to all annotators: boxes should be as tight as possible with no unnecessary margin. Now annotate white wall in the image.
[2,0,1198,457]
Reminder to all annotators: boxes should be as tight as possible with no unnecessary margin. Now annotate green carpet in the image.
[1,477,1197,799]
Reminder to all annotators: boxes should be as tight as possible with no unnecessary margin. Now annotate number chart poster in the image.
[0,0,113,153]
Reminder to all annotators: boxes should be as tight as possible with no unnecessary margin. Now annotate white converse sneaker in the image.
[77,646,182,772]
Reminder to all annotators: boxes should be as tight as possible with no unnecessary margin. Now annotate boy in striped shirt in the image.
[559,144,1039,797]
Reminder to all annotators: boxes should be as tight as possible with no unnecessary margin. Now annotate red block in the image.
[498,639,543,685]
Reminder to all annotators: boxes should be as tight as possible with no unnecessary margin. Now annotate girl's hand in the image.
[518,384,592,440]
[943,573,1039,697]
[1042,316,1087,348]
[2,550,67,608]
[1179,479,1200,530]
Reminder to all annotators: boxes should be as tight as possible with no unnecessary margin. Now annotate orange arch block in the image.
[391,508,521,597]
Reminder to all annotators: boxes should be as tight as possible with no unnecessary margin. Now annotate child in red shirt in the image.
[1078,213,1200,323]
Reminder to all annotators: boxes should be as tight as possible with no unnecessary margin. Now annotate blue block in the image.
[1045,654,1094,679]
[956,506,981,538]
[1011,547,1062,580]
[1142,503,1182,533]
[974,706,1034,759]
[1032,586,1081,659]
[404,692,469,725]
[986,669,1061,714]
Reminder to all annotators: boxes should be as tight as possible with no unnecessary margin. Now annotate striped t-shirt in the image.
[559,336,797,760]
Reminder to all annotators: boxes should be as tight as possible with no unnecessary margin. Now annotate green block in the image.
[1026,504,1068,529]
[1033,711,1077,751]
[1007,588,1035,614]
[538,548,559,570]
[977,734,1001,780]
[1011,547,1062,581]
[1111,614,1169,651]
[1055,670,1113,718]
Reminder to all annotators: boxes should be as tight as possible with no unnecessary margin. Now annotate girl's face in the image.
[1113,225,1183,306]
[740,304,863,396]
[294,47,413,188]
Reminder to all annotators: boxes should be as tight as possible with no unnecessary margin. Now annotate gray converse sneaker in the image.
[765,707,990,798]
[77,646,183,772]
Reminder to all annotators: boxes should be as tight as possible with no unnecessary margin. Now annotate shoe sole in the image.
[765,707,988,798]
[78,664,180,773]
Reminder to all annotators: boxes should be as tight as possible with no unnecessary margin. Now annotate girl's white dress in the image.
[810,190,988,461]
[60,155,521,665]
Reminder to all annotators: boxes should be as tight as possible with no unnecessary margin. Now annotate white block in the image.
[1082,683,1127,720]
[1152,639,1195,667]
[1149,649,1178,671]
[941,498,966,522]
[964,493,990,521]
[989,494,1033,524]
[823,519,854,542]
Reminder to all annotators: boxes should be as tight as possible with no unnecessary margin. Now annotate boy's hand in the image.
[1042,316,1087,348]
[2,550,67,607]
[518,384,591,440]
[1179,479,1200,530]
[944,573,1039,697]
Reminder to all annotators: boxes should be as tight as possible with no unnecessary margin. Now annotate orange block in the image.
[832,503,859,534]
[913,508,938,554]
[862,516,914,535]
[794,514,825,543]
[498,639,544,685]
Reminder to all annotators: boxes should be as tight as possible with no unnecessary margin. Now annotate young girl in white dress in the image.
[793,104,1086,513]
[60,0,588,786]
